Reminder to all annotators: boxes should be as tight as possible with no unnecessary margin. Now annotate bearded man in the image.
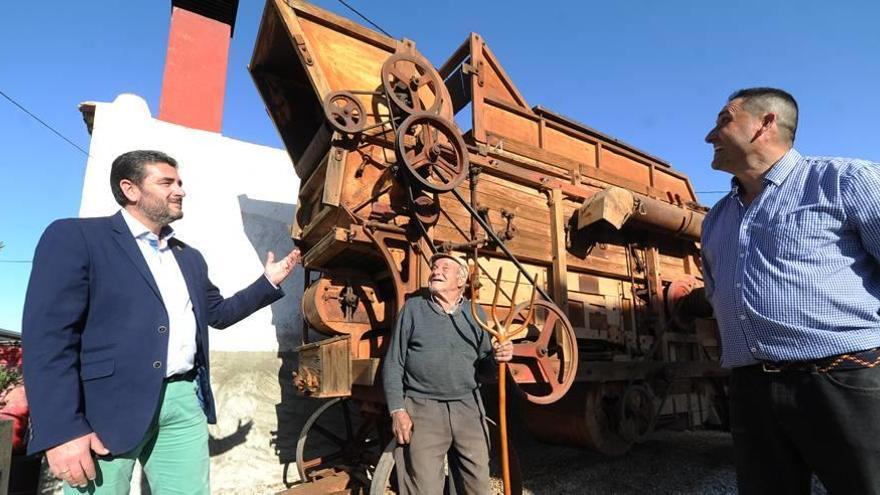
[22,150,299,494]
[382,252,513,494]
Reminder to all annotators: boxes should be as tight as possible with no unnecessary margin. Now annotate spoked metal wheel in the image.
[395,112,469,193]
[323,90,367,134]
[295,398,387,490]
[619,382,657,444]
[508,300,579,405]
[381,52,443,115]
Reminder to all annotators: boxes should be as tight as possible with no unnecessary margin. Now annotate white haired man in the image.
[382,252,513,494]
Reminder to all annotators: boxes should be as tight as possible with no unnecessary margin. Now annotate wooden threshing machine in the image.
[249,1,724,492]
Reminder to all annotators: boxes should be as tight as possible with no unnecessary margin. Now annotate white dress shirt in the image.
[121,209,196,377]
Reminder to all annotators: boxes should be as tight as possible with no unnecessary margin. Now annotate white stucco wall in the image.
[78,93,302,352]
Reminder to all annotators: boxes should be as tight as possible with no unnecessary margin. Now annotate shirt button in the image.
[153,361,162,369]
[158,325,167,334]
[735,283,742,288]
[739,253,745,258]
[750,347,758,353]
[738,314,746,320]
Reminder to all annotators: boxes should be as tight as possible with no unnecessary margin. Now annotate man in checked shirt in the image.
[702,87,880,494]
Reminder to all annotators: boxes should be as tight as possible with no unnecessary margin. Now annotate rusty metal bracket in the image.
[499,208,517,241]
[462,60,485,87]
[293,34,313,66]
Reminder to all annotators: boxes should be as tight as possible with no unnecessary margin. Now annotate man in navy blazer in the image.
[22,150,300,493]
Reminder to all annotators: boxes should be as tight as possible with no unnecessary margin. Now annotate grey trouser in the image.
[394,393,490,495]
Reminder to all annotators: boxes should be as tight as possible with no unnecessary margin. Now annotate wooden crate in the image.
[296,335,352,398]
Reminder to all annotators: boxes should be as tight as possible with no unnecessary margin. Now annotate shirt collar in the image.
[727,148,802,199]
[120,209,176,245]
[429,291,465,315]
[763,148,802,186]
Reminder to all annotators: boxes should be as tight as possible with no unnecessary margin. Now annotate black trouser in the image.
[730,364,880,494]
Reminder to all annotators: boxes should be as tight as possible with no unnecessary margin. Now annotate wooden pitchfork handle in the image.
[471,267,538,495]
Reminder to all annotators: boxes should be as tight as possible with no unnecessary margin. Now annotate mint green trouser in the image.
[64,379,209,495]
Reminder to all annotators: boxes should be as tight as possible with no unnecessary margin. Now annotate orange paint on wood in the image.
[158,7,231,132]
[653,169,696,202]
[599,148,651,185]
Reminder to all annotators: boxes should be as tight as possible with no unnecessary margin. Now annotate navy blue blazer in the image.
[22,211,283,455]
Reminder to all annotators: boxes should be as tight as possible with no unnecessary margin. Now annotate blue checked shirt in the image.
[702,148,880,368]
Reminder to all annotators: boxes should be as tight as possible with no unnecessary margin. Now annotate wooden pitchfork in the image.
[470,267,538,495]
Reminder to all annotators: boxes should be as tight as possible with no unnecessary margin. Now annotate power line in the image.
[337,0,393,38]
[0,89,90,157]
[0,260,32,264]
[695,190,728,194]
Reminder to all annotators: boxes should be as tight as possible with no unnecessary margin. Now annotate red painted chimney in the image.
[158,0,239,132]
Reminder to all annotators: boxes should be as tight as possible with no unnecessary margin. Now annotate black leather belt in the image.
[760,347,880,373]
[165,368,197,382]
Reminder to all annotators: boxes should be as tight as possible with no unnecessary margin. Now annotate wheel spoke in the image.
[409,152,432,170]
[536,311,559,348]
[431,163,454,182]
[342,101,359,116]
[535,356,561,386]
[436,157,461,177]
[390,64,410,84]
[420,124,434,149]
[512,342,537,357]
[437,141,455,154]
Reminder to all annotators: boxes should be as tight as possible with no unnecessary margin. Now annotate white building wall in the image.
[78,93,302,352]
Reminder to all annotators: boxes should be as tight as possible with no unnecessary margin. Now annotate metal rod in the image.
[360,120,392,133]
[347,89,385,96]
[451,188,552,302]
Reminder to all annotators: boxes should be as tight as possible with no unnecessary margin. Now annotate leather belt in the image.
[165,368,197,382]
[760,347,880,373]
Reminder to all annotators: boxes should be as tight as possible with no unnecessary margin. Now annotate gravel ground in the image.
[35,422,826,494]
[510,429,737,494]
[502,427,827,494]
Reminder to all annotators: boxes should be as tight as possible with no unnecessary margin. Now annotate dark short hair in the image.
[728,87,799,144]
[110,150,178,206]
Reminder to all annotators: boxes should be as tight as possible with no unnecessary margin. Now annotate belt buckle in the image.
[761,362,782,373]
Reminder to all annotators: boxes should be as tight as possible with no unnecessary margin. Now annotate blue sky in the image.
[1,1,878,332]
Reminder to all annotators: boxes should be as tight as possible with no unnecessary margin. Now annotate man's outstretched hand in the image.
[264,248,301,286]
[46,432,109,488]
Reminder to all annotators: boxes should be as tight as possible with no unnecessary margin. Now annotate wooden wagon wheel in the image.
[381,53,443,115]
[396,112,469,193]
[296,398,384,487]
[509,300,579,405]
[323,90,367,134]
